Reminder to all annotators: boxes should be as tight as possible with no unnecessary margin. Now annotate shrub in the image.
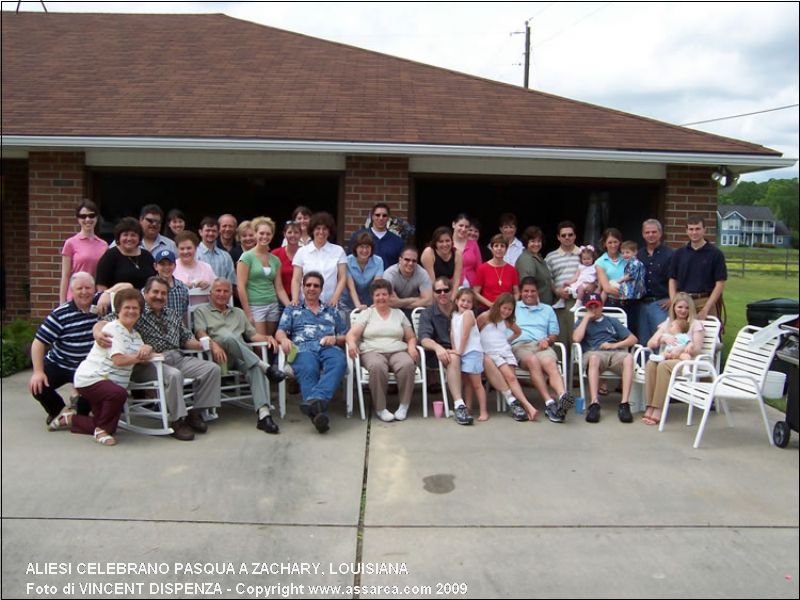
[0,319,37,378]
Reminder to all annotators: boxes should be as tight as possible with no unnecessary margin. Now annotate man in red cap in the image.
[572,292,637,424]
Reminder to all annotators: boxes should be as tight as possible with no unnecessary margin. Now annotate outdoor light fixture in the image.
[711,166,740,189]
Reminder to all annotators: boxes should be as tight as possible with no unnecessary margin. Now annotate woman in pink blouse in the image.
[452,213,481,288]
[59,200,108,304]
[173,231,216,305]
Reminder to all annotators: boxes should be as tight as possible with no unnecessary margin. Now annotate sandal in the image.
[641,416,660,426]
[598,383,608,396]
[93,429,117,446]
[47,409,74,431]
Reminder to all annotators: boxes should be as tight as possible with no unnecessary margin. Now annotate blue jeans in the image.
[638,298,669,346]
[293,346,347,411]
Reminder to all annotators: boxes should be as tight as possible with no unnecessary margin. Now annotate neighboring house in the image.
[1,12,795,322]
[717,205,789,247]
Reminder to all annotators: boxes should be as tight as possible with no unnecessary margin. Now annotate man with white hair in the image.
[29,273,130,428]
[637,218,674,344]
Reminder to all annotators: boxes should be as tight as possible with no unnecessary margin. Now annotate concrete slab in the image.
[2,373,366,525]
[360,527,800,598]
[365,397,799,527]
[2,519,357,599]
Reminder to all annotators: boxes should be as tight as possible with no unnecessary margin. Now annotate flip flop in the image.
[598,384,608,396]
[641,416,660,426]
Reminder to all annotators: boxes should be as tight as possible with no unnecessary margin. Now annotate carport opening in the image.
[413,177,663,254]
[90,170,342,242]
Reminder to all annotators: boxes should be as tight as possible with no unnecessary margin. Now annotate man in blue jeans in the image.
[276,271,348,433]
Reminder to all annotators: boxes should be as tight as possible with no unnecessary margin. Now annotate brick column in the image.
[28,151,86,321]
[343,156,410,240]
[1,159,31,323]
[663,165,719,247]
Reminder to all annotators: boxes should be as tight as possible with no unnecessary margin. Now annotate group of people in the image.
[32,201,727,444]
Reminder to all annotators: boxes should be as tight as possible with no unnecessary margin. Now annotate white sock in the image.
[454,399,466,408]
[258,406,270,419]
[503,390,515,405]
[545,399,556,406]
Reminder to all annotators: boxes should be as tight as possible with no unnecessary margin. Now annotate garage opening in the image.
[90,169,342,242]
[413,176,663,255]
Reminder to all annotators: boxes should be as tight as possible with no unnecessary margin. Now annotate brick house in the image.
[1,12,793,322]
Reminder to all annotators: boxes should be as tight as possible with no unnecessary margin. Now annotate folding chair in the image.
[659,325,785,448]
[571,306,630,401]
[353,308,428,418]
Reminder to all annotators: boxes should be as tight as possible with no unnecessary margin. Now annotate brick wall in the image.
[28,152,86,321]
[1,160,31,323]
[343,156,410,240]
[663,165,719,246]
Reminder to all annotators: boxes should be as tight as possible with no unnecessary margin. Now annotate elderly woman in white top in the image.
[291,212,347,307]
[66,289,154,446]
[346,280,419,422]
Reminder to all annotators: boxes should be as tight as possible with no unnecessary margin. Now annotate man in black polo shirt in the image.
[668,215,727,321]
[637,218,674,344]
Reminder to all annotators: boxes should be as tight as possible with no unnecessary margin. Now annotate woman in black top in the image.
[96,217,156,294]
[421,226,462,299]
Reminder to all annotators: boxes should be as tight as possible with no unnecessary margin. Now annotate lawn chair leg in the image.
[693,404,714,449]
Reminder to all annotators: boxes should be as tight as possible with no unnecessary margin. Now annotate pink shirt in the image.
[460,239,482,287]
[174,260,217,305]
[61,233,108,300]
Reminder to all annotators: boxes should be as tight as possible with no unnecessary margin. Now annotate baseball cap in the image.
[583,292,603,308]
[155,249,176,263]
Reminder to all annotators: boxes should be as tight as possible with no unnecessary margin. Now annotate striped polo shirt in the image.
[544,246,581,289]
[34,294,101,369]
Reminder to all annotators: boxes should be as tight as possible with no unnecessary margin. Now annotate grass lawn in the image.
[723,273,798,411]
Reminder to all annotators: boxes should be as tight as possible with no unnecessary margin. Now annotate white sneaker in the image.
[394,405,409,421]
[377,409,395,422]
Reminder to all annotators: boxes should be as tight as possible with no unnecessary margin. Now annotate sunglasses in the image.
[144,217,162,226]
[560,232,575,238]
[434,288,451,294]
[78,213,96,220]
[400,257,417,263]
[304,283,321,288]
[373,213,389,218]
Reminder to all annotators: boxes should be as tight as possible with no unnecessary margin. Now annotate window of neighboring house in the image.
[721,234,729,245]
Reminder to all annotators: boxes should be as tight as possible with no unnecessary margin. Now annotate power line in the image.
[681,104,799,126]
[534,2,613,47]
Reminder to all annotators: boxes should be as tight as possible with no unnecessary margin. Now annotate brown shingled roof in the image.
[1,12,780,156]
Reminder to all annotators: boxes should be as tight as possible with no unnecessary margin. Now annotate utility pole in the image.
[523,20,531,89]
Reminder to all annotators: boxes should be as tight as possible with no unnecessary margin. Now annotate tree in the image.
[719,180,765,205]
[758,178,799,232]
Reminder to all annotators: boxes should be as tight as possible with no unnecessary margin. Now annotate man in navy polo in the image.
[637,218,674,344]
[348,203,404,268]
[668,215,727,321]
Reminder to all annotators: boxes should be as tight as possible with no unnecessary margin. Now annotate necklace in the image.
[492,263,505,286]
[126,254,141,270]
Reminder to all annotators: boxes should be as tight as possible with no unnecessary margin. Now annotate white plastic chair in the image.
[631,316,722,413]
[353,308,428,418]
[277,345,355,419]
[494,342,568,412]
[659,325,784,448]
[571,306,630,401]
[411,307,448,417]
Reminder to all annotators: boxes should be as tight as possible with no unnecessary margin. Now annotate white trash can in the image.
[763,370,787,399]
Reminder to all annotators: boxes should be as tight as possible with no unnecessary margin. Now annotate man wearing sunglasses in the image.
[348,203,404,268]
[383,247,433,317]
[276,271,348,434]
[109,204,176,257]
[545,220,582,349]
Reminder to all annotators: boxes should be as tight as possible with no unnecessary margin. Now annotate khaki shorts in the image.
[512,341,557,364]
[582,351,628,375]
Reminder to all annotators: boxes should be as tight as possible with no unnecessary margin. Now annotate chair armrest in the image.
[571,343,583,367]
[632,344,649,370]
[553,341,567,365]
[417,345,427,371]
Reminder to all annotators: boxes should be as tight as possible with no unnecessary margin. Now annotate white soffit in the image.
[409,156,666,179]
[85,149,345,171]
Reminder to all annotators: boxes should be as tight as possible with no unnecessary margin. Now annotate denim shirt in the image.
[342,254,384,309]
[637,243,674,299]
[278,303,347,353]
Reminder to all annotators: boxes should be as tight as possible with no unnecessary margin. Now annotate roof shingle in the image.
[1,12,781,156]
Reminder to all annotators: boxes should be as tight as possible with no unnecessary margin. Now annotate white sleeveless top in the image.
[480,321,512,356]
[452,311,483,355]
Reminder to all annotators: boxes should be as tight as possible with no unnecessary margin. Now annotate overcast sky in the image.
[5,1,798,182]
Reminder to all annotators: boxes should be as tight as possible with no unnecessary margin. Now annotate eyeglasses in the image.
[400,257,417,263]
[78,213,96,220]
[144,217,162,226]
[373,213,389,218]
[304,283,321,288]
[434,288,451,294]
[560,232,575,238]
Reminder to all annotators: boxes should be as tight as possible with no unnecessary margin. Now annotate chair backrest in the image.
[573,306,628,328]
[411,307,426,337]
[698,316,722,357]
[722,325,783,394]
